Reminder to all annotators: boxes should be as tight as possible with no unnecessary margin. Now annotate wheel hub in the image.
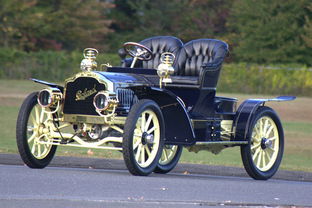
[141,132,154,145]
[261,138,272,149]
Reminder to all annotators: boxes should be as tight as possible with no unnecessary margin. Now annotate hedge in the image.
[0,48,311,96]
[218,63,312,96]
[0,48,120,81]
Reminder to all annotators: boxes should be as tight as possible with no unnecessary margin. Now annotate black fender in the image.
[129,86,196,145]
[233,96,296,141]
[31,78,64,92]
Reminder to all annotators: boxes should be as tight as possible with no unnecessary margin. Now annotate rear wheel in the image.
[241,106,284,180]
[123,99,164,176]
[154,145,183,174]
[16,92,57,168]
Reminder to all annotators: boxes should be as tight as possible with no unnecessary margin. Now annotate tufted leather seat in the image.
[120,36,183,69]
[172,39,229,88]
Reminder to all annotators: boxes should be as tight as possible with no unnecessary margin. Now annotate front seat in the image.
[120,36,183,70]
[172,39,229,88]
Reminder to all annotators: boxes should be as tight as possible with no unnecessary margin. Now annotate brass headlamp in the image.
[93,91,118,117]
[37,88,62,108]
[80,48,98,71]
[157,52,175,88]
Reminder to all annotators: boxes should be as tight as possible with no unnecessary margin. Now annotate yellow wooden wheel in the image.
[16,92,57,168]
[123,99,164,176]
[250,116,279,171]
[241,106,284,180]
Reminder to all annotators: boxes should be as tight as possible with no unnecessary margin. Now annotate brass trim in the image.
[62,114,126,125]
[62,71,115,115]
[75,84,97,101]
[65,71,108,88]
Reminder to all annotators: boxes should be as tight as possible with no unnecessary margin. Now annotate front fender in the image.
[233,96,295,141]
[129,86,196,145]
[31,78,64,92]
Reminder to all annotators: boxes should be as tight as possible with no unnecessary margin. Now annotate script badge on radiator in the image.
[75,84,97,101]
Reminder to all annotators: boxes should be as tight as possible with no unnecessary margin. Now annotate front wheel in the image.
[16,92,57,168]
[154,145,183,174]
[122,99,164,176]
[241,106,284,180]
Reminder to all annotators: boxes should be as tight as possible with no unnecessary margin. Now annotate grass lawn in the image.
[0,79,311,172]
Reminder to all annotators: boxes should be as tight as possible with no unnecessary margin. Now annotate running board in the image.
[195,141,248,145]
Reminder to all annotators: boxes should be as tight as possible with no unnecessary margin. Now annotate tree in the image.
[107,0,232,51]
[229,0,312,65]
[0,0,113,51]
[302,3,312,48]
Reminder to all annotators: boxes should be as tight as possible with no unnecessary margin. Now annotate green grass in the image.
[0,79,311,172]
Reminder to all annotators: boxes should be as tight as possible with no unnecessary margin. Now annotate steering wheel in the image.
[123,42,153,65]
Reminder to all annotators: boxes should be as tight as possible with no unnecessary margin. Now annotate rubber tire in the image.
[16,92,57,168]
[122,99,165,176]
[240,106,284,180]
[154,145,183,174]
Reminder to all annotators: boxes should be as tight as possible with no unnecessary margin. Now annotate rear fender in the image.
[233,96,296,141]
[129,86,196,145]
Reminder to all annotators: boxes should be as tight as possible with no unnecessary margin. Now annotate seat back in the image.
[139,36,183,69]
[174,39,228,76]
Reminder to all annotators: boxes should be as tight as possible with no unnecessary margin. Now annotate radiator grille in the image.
[63,77,106,115]
[116,88,138,111]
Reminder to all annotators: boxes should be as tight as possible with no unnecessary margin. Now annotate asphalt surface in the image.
[1,153,312,182]
[1,164,312,208]
[1,154,312,207]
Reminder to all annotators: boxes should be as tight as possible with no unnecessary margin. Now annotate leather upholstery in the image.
[137,36,183,69]
[174,39,228,76]
[119,37,228,88]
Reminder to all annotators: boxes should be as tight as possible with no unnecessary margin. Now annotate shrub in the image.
[0,48,311,96]
[219,63,312,96]
[0,48,120,81]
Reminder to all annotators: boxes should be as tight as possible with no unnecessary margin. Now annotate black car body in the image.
[16,36,295,179]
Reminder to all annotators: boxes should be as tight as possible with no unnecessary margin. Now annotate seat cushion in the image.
[139,36,183,70]
[174,39,228,76]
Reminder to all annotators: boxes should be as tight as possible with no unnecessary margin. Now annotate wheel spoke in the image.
[263,119,269,135]
[259,119,263,137]
[27,133,36,143]
[135,144,141,162]
[141,112,146,132]
[264,149,271,161]
[253,130,261,142]
[38,143,42,157]
[147,126,157,134]
[133,140,141,150]
[262,151,266,168]
[251,143,260,150]
[141,145,145,163]
[265,125,274,138]
[267,146,276,154]
[256,150,262,168]
[30,114,38,126]
[268,136,277,141]
[134,133,142,137]
[255,125,260,138]
[144,114,153,132]
[145,146,151,156]
[39,107,45,123]
[31,143,36,155]
[163,148,169,160]
[35,106,40,122]
[252,147,261,160]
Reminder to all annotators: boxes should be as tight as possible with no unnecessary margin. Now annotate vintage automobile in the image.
[16,36,295,180]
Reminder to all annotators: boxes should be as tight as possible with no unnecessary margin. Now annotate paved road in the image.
[1,164,312,208]
[1,153,312,182]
